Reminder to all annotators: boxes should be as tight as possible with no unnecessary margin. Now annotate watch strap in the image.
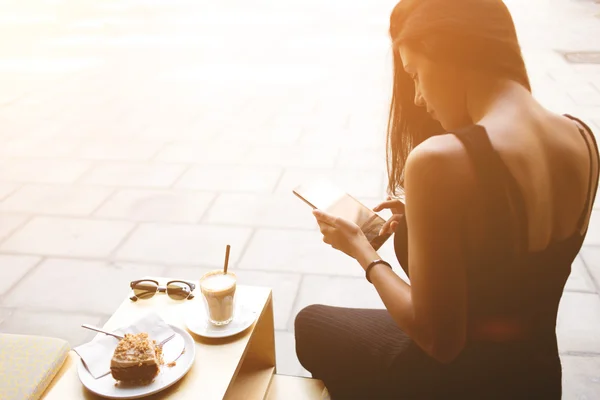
[365,259,392,283]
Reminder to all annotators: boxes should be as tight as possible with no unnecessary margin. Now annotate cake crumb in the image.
[156,344,164,365]
[167,361,177,367]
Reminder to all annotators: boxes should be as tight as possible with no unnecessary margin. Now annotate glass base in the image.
[209,315,233,326]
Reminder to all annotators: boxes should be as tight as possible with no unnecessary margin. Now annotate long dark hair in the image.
[386,0,531,195]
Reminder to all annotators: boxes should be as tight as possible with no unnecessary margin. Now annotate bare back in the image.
[480,109,598,253]
[416,106,600,344]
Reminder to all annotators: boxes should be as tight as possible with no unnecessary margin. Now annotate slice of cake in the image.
[110,332,162,384]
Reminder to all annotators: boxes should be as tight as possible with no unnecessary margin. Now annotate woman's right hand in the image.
[373,196,405,215]
[373,196,405,236]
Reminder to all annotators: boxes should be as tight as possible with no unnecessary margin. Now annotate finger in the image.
[322,235,332,245]
[379,215,403,236]
[379,219,394,236]
[318,222,335,236]
[373,199,403,212]
[333,217,360,234]
[313,209,338,227]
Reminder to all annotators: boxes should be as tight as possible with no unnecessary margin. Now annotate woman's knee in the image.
[294,304,330,368]
[295,304,327,333]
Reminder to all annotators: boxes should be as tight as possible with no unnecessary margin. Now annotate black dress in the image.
[294,115,599,399]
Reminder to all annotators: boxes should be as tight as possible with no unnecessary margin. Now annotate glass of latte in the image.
[199,270,237,326]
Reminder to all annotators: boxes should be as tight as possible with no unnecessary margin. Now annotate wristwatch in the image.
[365,259,392,283]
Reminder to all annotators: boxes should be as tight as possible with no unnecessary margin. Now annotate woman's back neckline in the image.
[451,117,596,257]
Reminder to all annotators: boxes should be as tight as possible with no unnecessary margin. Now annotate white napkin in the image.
[74,312,176,379]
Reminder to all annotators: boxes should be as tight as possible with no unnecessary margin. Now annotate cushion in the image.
[0,333,70,400]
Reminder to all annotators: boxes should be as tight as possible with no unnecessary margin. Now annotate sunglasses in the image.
[129,279,196,302]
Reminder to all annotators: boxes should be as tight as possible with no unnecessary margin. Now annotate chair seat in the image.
[0,333,70,400]
[265,374,329,400]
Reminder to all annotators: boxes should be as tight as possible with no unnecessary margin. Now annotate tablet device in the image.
[293,179,391,250]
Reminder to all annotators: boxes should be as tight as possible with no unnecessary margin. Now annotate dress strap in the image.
[564,114,600,234]
[452,125,529,255]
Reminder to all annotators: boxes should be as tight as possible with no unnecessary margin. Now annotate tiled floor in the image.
[0,0,599,396]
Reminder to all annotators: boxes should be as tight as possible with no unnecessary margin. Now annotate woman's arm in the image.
[358,138,469,363]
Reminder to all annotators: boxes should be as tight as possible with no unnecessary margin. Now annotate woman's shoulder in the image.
[405,132,478,199]
[408,131,474,172]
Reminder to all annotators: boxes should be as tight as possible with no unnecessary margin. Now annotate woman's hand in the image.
[373,196,405,236]
[313,209,372,260]
[373,196,405,215]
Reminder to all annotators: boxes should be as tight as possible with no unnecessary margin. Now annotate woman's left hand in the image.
[313,209,371,260]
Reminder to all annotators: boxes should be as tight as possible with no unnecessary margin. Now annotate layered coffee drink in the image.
[199,271,236,326]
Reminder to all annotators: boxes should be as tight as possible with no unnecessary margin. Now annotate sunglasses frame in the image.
[129,279,196,302]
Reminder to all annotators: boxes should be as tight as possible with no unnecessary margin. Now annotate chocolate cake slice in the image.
[110,332,162,384]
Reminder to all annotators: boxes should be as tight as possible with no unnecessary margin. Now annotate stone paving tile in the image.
[275,168,386,199]
[163,266,301,331]
[214,126,303,146]
[238,225,401,277]
[0,217,134,258]
[203,193,317,230]
[95,189,215,223]
[0,255,40,296]
[296,125,348,146]
[2,258,165,315]
[80,162,186,188]
[583,210,600,246]
[565,255,597,293]
[571,106,600,124]
[0,184,113,216]
[336,147,387,171]
[591,117,600,133]
[155,142,249,164]
[63,118,148,142]
[0,183,18,201]
[0,159,91,184]
[567,82,600,107]
[239,229,366,277]
[75,139,164,161]
[0,308,106,347]
[561,355,600,400]
[115,223,252,267]
[275,330,310,378]
[342,130,388,154]
[175,165,282,193]
[0,136,80,158]
[376,237,407,279]
[0,308,11,325]
[557,292,600,354]
[0,213,28,243]
[579,246,600,293]
[242,145,339,169]
[136,124,218,143]
[289,274,385,332]
[298,125,387,151]
[160,266,213,284]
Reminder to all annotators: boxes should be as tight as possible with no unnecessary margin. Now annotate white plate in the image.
[185,303,258,339]
[77,325,195,399]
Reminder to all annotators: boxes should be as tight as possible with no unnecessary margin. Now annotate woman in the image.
[294,0,599,398]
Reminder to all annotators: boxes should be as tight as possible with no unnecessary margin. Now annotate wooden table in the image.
[42,278,276,399]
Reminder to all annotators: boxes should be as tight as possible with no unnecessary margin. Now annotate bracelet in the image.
[365,259,392,284]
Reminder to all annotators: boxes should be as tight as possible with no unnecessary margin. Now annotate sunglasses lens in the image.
[167,282,191,300]
[132,281,158,299]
